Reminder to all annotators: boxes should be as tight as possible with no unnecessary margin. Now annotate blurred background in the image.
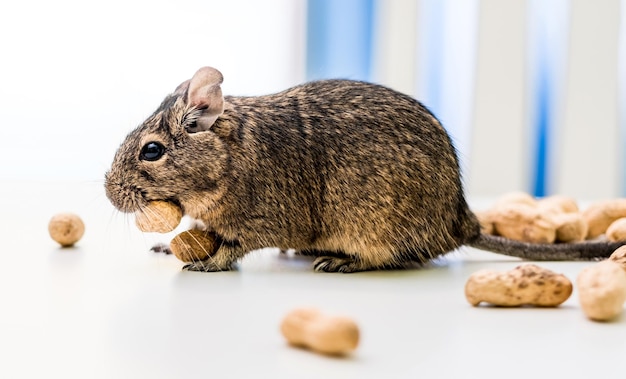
[0,0,624,199]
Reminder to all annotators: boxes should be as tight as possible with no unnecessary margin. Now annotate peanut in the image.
[465,264,572,307]
[577,260,626,321]
[606,217,626,242]
[538,195,579,214]
[169,229,218,263]
[494,191,537,207]
[475,210,495,235]
[48,213,85,247]
[552,212,588,243]
[582,199,626,239]
[135,201,182,233]
[609,246,626,271]
[280,308,359,356]
[484,192,588,243]
[491,203,557,243]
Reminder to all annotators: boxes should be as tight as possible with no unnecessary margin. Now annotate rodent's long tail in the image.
[467,233,625,261]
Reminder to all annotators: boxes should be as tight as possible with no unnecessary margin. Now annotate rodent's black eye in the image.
[186,119,197,131]
[140,142,165,161]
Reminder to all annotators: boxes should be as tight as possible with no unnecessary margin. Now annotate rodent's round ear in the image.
[188,67,223,108]
[186,67,224,132]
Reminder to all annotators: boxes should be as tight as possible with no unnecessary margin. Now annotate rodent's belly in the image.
[199,213,296,251]
[205,212,386,255]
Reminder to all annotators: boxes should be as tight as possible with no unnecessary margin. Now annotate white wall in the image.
[555,0,621,199]
[373,0,624,199]
[1,0,624,200]
[469,0,528,197]
[0,0,305,181]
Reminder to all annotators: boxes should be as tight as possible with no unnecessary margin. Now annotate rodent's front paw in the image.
[150,243,172,254]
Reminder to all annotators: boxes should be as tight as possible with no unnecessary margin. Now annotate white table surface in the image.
[1,181,625,379]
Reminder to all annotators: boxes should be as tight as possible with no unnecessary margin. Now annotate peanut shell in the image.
[552,212,588,243]
[582,199,626,239]
[280,308,359,356]
[170,229,218,263]
[491,203,557,243]
[48,213,85,247]
[606,218,626,242]
[465,264,572,307]
[135,201,182,233]
[577,260,626,321]
[609,246,626,272]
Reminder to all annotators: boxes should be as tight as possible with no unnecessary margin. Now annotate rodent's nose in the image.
[104,171,136,213]
[104,172,119,209]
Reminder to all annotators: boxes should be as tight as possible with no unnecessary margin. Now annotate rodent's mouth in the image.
[104,179,146,213]
[104,171,187,216]
[109,195,144,214]
[106,184,185,216]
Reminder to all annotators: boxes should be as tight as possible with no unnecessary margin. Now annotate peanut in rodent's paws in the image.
[280,308,359,356]
[135,201,182,233]
[582,199,626,239]
[465,264,573,307]
[48,213,85,247]
[577,260,626,321]
[169,229,218,263]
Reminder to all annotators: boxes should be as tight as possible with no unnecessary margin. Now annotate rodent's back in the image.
[213,80,479,264]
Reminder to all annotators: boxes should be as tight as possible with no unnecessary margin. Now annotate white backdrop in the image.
[0,0,624,198]
[0,0,305,181]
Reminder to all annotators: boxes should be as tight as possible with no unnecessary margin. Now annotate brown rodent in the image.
[104,67,625,273]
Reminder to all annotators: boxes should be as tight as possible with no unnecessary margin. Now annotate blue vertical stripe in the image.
[533,58,550,197]
[417,0,445,117]
[618,0,626,196]
[416,0,478,172]
[528,0,569,197]
[306,0,375,81]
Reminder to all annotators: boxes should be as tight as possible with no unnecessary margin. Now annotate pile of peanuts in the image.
[469,193,626,320]
[465,246,626,321]
[476,192,626,243]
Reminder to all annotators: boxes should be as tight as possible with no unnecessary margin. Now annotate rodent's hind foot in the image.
[297,249,351,258]
[313,256,364,273]
[183,259,233,272]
